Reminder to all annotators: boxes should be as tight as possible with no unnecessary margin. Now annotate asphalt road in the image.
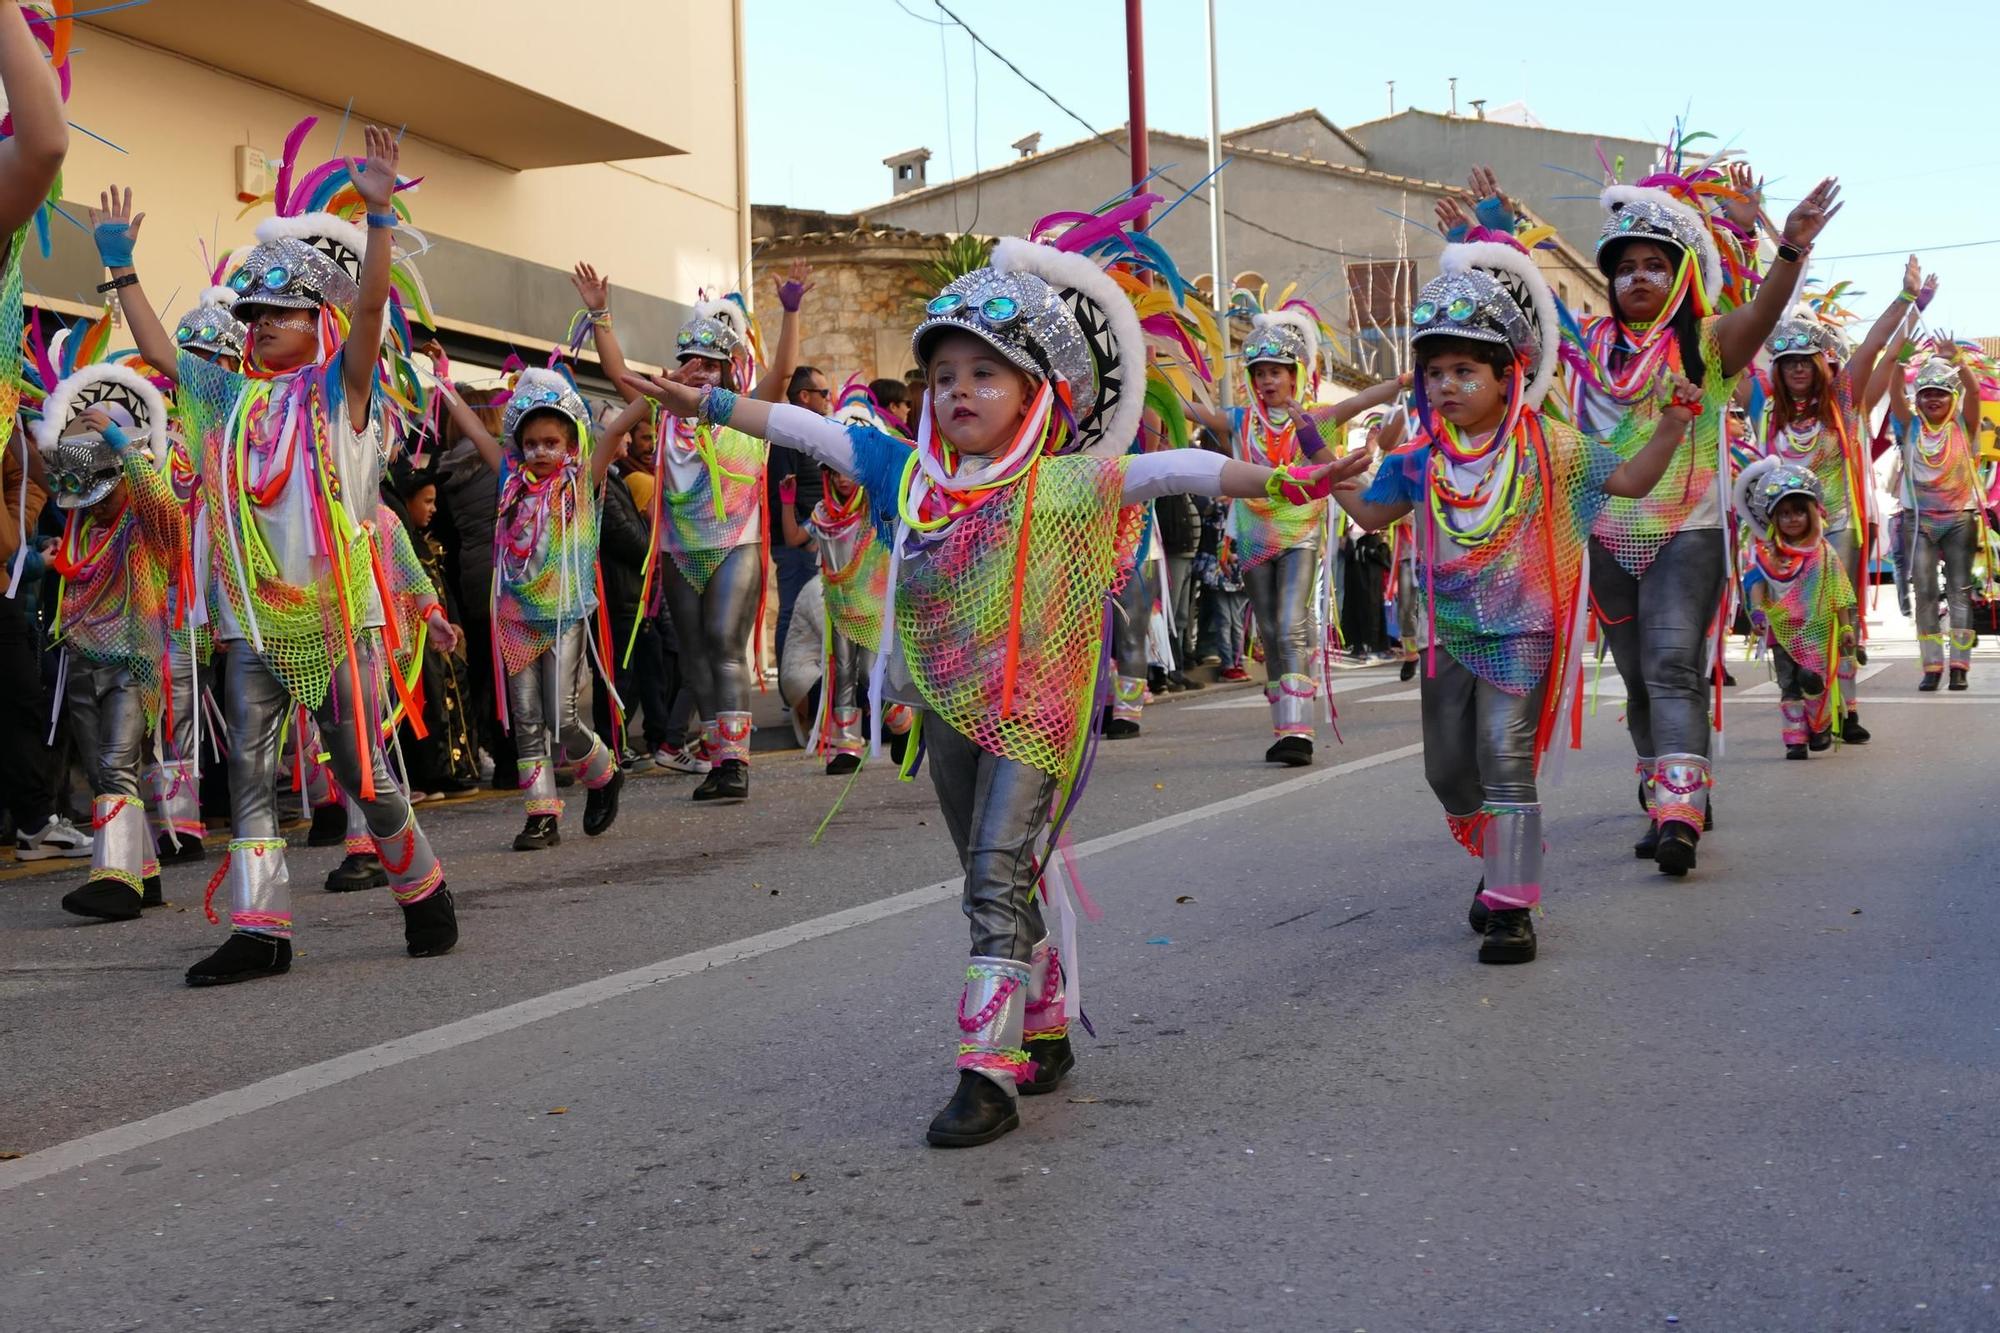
[3,631,1997,1332]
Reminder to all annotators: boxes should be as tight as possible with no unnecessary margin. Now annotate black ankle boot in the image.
[1264,735,1313,767]
[1478,908,1537,964]
[401,886,458,958]
[1919,672,1942,692]
[306,803,346,847]
[61,877,143,922]
[1634,824,1660,859]
[825,753,861,776]
[1841,712,1871,744]
[1949,667,1968,691]
[513,813,561,851]
[1467,877,1489,934]
[1655,821,1699,877]
[1400,658,1417,682]
[1102,716,1141,739]
[925,1070,1020,1147]
[186,931,292,986]
[1808,727,1833,752]
[1017,1037,1074,1095]
[142,875,163,907]
[693,759,749,801]
[325,852,387,892]
[583,767,625,837]
[156,833,204,865]
[1785,743,1810,760]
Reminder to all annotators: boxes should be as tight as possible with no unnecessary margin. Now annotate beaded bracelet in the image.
[700,385,738,427]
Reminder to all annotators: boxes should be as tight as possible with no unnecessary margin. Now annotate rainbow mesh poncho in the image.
[373,504,443,730]
[1904,418,1981,518]
[176,352,379,710]
[493,450,600,677]
[1579,315,1737,576]
[1366,415,1616,696]
[1763,372,1868,534]
[849,426,1137,782]
[163,432,212,664]
[1228,401,1327,569]
[48,448,187,721]
[655,420,764,591]
[1749,535,1853,678]
[811,487,888,653]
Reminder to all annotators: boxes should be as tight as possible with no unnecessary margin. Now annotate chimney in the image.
[1011,131,1042,159]
[884,147,932,197]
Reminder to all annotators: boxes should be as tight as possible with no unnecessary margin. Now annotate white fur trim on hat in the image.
[1440,241,1560,409]
[33,362,170,470]
[693,298,750,341]
[991,236,1148,458]
[1733,455,1777,533]
[1599,184,1724,306]
[254,210,368,264]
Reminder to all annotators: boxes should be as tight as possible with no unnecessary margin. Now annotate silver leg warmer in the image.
[507,621,614,814]
[955,956,1033,1096]
[1420,649,1547,910]
[1245,545,1320,739]
[923,711,1056,964]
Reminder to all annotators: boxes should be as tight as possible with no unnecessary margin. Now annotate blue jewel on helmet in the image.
[261,266,290,292]
[979,294,1020,327]
[926,292,966,317]
[229,269,253,293]
[1410,301,1438,326]
[1445,296,1476,321]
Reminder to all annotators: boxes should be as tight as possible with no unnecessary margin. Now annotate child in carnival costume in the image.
[132,258,248,867]
[1469,148,1845,877]
[1185,295,1405,766]
[1331,237,1701,963]
[573,261,809,803]
[436,363,650,849]
[624,194,1358,1147]
[1882,346,1989,690]
[32,344,187,921]
[774,381,903,774]
[1759,257,1933,743]
[93,121,458,984]
[1735,458,1856,758]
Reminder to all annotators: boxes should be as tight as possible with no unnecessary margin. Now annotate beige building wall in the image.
[35,1,750,383]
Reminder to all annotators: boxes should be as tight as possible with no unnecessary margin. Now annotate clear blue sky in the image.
[747,0,1999,335]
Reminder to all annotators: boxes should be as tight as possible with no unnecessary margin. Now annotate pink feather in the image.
[275,117,319,215]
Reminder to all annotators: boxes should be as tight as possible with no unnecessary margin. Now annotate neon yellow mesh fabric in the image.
[660,423,765,592]
[494,449,600,678]
[899,455,1136,781]
[376,504,440,679]
[1589,315,1737,576]
[819,522,889,653]
[1755,536,1854,677]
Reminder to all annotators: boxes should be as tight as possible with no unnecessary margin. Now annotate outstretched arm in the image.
[88,186,180,385]
[435,383,504,475]
[1849,257,1927,406]
[571,263,643,404]
[1602,375,1699,497]
[1716,173,1843,377]
[750,260,813,403]
[1957,357,1984,439]
[622,371,859,478]
[1301,373,1409,458]
[343,125,402,431]
[1185,399,1235,440]
[0,2,66,237]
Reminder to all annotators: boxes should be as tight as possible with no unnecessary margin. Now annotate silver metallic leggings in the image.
[1588,528,1725,762]
[1113,560,1156,678]
[1420,649,1547,911]
[1395,558,1426,655]
[923,711,1056,964]
[67,658,148,799]
[1243,544,1319,681]
[1911,513,1976,672]
[506,622,610,783]
[663,543,763,720]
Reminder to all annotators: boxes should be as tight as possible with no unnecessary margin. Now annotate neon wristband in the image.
[701,386,737,427]
[99,423,131,451]
[366,212,399,230]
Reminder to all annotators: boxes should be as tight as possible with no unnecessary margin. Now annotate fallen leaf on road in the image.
[1154,783,1164,791]
[546,1107,568,1116]
[1068,1096,1100,1104]
[790,1171,808,1182]
[1175,895,1197,904]
[0,1150,21,1161]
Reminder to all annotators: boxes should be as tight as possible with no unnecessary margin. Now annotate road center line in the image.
[2,741,1424,1190]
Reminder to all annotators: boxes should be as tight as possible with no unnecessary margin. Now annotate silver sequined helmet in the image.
[1735,456,1824,532]
[1912,357,1960,397]
[502,367,591,443]
[32,363,171,509]
[1766,317,1833,362]
[1597,184,1724,305]
[225,211,368,318]
[674,298,749,364]
[1410,241,1559,408]
[911,235,1145,456]
[174,286,249,361]
[1241,310,1316,371]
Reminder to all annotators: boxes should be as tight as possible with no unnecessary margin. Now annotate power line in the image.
[1814,237,2000,262]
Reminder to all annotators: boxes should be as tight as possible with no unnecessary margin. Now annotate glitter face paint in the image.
[1614,271,1670,296]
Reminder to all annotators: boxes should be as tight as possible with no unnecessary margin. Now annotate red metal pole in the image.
[1125,0,1148,226]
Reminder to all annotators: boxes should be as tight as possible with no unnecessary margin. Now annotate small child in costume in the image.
[624,195,1359,1148]
[438,366,651,850]
[37,369,187,922]
[1735,458,1856,759]
[1331,238,1700,964]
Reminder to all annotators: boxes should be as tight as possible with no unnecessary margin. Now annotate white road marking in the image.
[1185,671,1405,711]
[1,742,1425,1190]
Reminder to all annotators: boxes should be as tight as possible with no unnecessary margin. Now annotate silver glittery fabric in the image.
[1409,269,1536,364]
[41,433,124,509]
[1744,459,1823,530]
[912,266,1095,421]
[175,304,248,361]
[501,369,589,442]
[674,313,743,362]
[226,236,359,316]
[1765,318,1832,361]
[1595,196,1705,274]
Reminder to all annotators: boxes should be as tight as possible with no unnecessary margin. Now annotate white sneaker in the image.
[17,814,91,861]
[654,744,711,775]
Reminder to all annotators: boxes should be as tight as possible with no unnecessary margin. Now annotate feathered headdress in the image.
[1412,238,1560,409]
[1595,120,1757,317]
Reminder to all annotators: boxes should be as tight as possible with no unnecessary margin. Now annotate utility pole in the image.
[1125,0,1148,226]
[1204,0,1229,412]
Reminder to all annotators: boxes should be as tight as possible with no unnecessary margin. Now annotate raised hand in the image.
[1722,161,1763,233]
[87,184,145,264]
[1467,164,1503,204]
[1780,177,1842,248]
[572,262,610,310]
[776,258,815,313]
[351,124,400,213]
[1902,254,1923,297]
[1434,195,1473,236]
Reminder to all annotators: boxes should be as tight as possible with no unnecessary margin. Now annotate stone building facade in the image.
[750,206,954,385]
